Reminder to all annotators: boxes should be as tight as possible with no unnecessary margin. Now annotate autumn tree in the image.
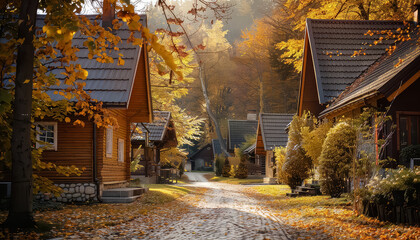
[1,0,230,229]
[274,0,418,72]
[275,146,289,184]
[301,118,333,167]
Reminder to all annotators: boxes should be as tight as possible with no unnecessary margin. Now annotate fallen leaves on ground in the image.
[0,184,201,239]
[246,185,420,240]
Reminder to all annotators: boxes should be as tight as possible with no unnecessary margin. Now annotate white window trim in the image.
[35,122,58,151]
[118,138,124,163]
[106,126,113,158]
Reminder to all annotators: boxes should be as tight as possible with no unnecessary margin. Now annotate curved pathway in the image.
[138,172,291,240]
[85,172,326,240]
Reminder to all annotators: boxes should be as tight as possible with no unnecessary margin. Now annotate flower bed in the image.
[362,168,420,225]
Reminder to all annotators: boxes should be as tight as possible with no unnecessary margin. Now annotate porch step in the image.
[286,192,298,197]
[101,187,146,203]
[101,196,140,203]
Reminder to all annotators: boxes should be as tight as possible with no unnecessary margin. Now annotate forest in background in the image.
[143,0,417,154]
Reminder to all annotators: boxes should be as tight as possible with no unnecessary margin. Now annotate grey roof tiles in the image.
[132,111,171,141]
[36,15,146,105]
[322,32,420,116]
[259,113,294,151]
[228,120,258,150]
[306,18,406,104]
[212,139,227,157]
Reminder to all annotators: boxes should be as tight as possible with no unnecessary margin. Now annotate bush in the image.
[222,157,231,177]
[215,154,224,176]
[235,155,248,179]
[275,147,288,184]
[400,144,420,167]
[283,114,313,190]
[319,121,356,198]
[229,165,237,177]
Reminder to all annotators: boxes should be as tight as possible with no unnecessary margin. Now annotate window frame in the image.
[118,138,124,163]
[106,126,113,158]
[35,122,58,151]
[397,111,420,151]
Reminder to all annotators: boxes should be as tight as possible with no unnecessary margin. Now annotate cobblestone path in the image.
[86,173,325,240]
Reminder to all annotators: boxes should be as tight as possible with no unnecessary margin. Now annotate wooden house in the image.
[255,113,294,183]
[4,13,153,203]
[131,111,177,182]
[298,17,420,164]
[189,144,214,171]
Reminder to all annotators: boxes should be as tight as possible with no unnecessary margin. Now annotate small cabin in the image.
[255,113,294,183]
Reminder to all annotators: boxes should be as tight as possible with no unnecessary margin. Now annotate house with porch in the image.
[255,113,294,183]
[131,111,178,183]
[298,16,420,164]
[0,9,153,203]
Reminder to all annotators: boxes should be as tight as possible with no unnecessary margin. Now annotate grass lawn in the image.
[207,172,263,184]
[248,185,420,239]
[0,184,192,239]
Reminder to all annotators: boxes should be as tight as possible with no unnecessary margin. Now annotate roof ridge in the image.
[308,18,405,24]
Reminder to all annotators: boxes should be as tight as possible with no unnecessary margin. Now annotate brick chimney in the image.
[102,0,115,30]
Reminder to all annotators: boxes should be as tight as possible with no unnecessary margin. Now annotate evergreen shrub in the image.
[283,114,313,190]
[222,157,231,177]
[319,121,356,198]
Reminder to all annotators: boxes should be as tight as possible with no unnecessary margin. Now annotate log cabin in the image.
[298,16,420,165]
[27,13,153,202]
[255,113,293,183]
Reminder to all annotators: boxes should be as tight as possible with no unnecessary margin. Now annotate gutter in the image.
[319,92,380,118]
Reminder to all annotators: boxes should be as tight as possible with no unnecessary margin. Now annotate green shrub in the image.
[222,157,231,177]
[283,114,313,189]
[235,155,248,179]
[215,154,224,176]
[400,145,420,167]
[319,121,356,198]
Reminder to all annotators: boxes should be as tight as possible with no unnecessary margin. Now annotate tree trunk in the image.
[5,0,38,229]
[199,65,230,157]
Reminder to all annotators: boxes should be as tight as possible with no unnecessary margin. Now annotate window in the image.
[118,139,124,162]
[398,112,420,150]
[36,122,57,151]
[106,126,113,158]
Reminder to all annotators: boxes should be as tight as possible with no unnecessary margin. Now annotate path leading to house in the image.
[78,172,328,240]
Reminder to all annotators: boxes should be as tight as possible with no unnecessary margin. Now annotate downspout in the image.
[140,123,151,177]
[93,123,101,202]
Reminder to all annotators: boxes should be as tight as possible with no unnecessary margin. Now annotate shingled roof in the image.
[132,111,171,141]
[212,139,227,157]
[321,31,420,116]
[259,113,294,151]
[228,120,258,150]
[36,15,148,106]
[305,18,406,104]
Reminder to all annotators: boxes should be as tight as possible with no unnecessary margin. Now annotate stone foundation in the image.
[35,183,98,203]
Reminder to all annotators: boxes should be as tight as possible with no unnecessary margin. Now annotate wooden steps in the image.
[101,187,147,203]
[287,184,321,197]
